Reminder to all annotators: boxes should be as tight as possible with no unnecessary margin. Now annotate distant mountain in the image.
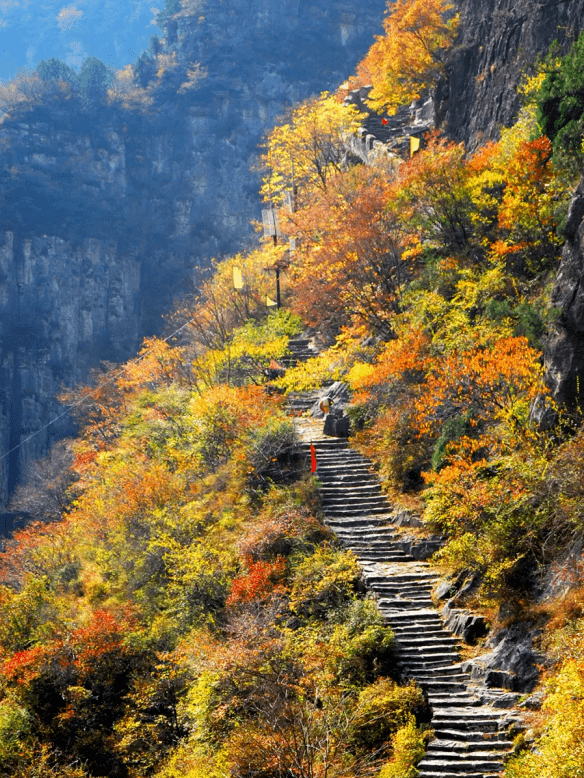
[0,0,159,81]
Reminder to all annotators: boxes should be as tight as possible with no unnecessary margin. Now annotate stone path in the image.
[294,420,521,778]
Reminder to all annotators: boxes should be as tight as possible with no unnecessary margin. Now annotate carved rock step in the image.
[345,530,403,538]
[430,737,511,751]
[375,587,435,597]
[339,522,397,542]
[427,694,481,708]
[350,549,412,558]
[417,768,500,778]
[417,757,505,775]
[432,728,511,743]
[317,471,380,482]
[320,483,383,495]
[291,426,519,775]
[429,710,508,732]
[315,450,367,459]
[325,514,395,527]
[355,541,408,548]
[399,654,464,669]
[317,475,383,487]
[322,497,390,510]
[366,571,438,583]
[395,635,460,650]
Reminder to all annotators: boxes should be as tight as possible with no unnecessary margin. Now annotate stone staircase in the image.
[294,423,521,778]
[283,337,319,367]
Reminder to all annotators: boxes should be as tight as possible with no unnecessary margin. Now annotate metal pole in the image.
[276,266,281,310]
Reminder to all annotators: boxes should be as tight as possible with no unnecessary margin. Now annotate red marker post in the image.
[310,442,317,474]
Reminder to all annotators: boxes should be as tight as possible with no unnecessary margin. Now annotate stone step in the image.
[419,682,469,695]
[356,548,410,556]
[426,694,481,707]
[432,728,510,743]
[325,514,394,526]
[417,768,505,778]
[334,528,401,538]
[429,717,505,733]
[319,476,383,487]
[417,756,505,773]
[416,768,500,778]
[368,573,439,584]
[414,668,469,677]
[400,655,463,668]
[395,636,459,649]
[322,497,390,509]
[430,738,511,752]
[291,411,519,775]
[320,486,383,496]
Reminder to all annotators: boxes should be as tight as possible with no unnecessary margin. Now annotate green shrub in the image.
[537,33,584,166]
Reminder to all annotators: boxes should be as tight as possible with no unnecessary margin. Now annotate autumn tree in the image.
[395,131,476,256]
[283,166,411,331]
[261,92,364,207]
[355,0,459,115]
[537,32,584,167]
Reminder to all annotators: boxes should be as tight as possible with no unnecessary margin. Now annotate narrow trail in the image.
[293,417,522,778]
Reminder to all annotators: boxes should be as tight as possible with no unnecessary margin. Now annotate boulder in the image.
[461,622,543,693]
[309,382,351,418]
[441,602,489,645]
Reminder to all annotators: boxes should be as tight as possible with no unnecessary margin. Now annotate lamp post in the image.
[262,204,294,309]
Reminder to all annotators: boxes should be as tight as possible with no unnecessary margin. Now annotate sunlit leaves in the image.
[414,335,544,437]
[506,659,584,778]
[354,0,459,115]
[285,166,411,330]
[261,92,364,206]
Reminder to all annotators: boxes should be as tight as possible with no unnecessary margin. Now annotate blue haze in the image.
[0,0,160,82]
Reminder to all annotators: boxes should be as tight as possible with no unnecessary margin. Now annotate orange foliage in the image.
[226,557,287,605]
[283,167,410,330]
[349,328,430,401]
[1,609,135,687]
[354,0,458,114]
[0,518,76,588]
[395,131,475,252]
[414,336,544,437]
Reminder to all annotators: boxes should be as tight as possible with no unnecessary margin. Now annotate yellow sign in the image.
[266,296,277,307]
[410,136,420,157]
[233,266,244,289]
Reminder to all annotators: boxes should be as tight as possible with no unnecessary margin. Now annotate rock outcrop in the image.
[544,175,584,407]
[440,0,584,149]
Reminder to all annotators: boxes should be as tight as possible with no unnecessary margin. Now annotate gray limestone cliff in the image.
[543,177,584,408]
[439,0,584,149]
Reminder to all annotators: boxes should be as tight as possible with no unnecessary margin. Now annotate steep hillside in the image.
[0,0,387,507]
[2,0,584,508]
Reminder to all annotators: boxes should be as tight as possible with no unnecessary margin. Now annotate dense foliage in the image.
[7,1,584,775]
[0,273,429,775]
[537,31,584,168]
[352,0,459,114]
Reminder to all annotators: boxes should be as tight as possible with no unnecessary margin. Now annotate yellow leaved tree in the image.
[261,92,364,206]
[355,0,459,115]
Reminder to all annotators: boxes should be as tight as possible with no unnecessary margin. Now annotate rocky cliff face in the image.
[0,0,387,507]
[543,177,584,408]
[0,232,141,505]
[439,0,584,149]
